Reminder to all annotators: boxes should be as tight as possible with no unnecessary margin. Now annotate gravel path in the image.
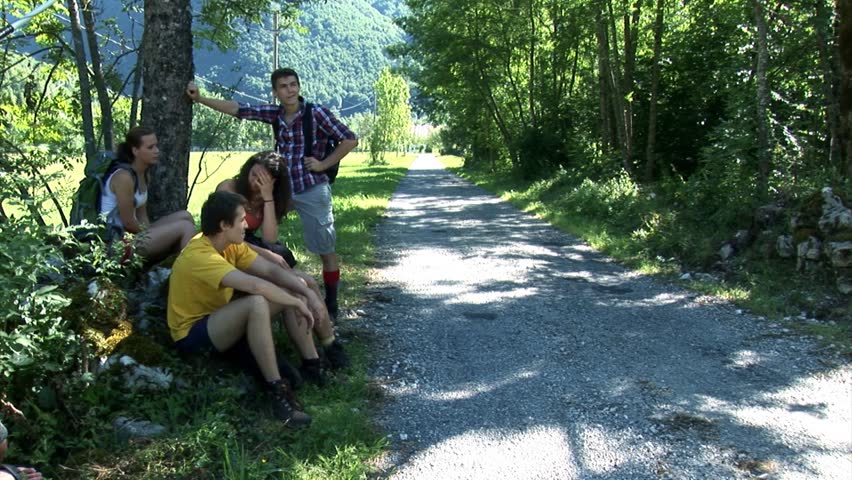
[363,154,852,479]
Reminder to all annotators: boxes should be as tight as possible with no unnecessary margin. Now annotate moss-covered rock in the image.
[116,334,169,367]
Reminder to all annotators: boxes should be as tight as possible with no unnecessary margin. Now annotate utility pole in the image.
[273,11,279,71]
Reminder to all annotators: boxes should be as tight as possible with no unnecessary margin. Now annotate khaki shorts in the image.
[291,182,336,255]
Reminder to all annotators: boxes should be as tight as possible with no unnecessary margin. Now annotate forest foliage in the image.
[394,0,850,267]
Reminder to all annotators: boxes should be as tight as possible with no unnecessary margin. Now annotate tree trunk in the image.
[527,0,537,130]
[141,0,194,218]
[82,0,113,151]
[622,0,642,176]
[596,6,613,152]
[835,0,852,177]
[645,0,664,182]
[753,0,771,191]
[129,64,142,128]
[66,0,96,162]
[815,0,842,170]
[605,0,632,175]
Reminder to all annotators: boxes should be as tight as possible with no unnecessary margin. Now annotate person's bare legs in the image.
[290,269,335,340]
[207,294,280,382]
[320,252,338,272]
[137,211,196,259]
[278,308,320,360]
[206,295,311,426]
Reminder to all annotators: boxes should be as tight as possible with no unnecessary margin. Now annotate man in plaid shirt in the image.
[186,68,358,319]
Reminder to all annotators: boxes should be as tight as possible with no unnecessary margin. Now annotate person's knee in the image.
[245,294,270,317]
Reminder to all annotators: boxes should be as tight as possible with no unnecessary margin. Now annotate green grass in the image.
[438,155,852,355]
[48,152,415,479]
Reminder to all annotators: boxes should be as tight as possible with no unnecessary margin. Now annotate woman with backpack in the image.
[101,126,196,261]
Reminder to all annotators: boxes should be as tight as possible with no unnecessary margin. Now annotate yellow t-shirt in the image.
[167,233,258,341]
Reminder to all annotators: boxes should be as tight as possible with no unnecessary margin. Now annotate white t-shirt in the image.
[100,169,147,229]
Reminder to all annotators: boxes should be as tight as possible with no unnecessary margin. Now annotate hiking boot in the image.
[299,358,327,386]
[323,341,351,370]
[325,299,339,321]
[278,356,304,390]
[269,380,311,428]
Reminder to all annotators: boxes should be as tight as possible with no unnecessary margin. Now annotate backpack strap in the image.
[105,163,139,194]
[302,102,315,158]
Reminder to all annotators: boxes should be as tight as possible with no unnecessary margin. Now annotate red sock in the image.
[322,269,340,287]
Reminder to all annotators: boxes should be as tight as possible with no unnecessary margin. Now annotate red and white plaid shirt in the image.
[237,101,356,193]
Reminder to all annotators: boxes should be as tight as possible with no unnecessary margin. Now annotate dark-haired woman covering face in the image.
[100,127,196,260]
[217,151,295,268]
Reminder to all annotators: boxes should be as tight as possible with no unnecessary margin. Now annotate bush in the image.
[0,219,133,467]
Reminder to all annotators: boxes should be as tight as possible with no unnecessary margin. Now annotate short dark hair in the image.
[271,67,300,89]
[201,191,247,236]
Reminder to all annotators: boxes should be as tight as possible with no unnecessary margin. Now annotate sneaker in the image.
[299,358,327,386]
[269,380,311,428]
[323,341,351,370]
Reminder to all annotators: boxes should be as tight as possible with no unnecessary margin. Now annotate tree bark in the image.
[815,0,842,170]
[82,0,113,151]
[129,64,142,128]
[622,0,642,176]
[753,0,771,191]
[66,0,96,162]
[141,0,194,218]
[645,0,664,182]
[596,6,614,153]
[835,0,852,177]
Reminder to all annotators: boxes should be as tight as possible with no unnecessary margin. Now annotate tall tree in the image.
[141,0,194,218]
[644,0,664,181]
[753,0,771,190]
[66,0,96,162]
[369,67,411,163]
[837,0,852,177]
[82,0,113,151]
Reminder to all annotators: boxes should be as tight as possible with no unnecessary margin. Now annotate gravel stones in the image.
[365,155,852,480]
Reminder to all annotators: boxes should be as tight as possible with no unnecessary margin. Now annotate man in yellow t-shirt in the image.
[167,191,326,428]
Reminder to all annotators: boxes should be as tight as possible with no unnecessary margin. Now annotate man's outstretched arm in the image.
[186,81,239,116]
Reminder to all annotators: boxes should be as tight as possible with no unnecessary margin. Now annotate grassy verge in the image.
[59,152,415,479]
[438,156,851,356]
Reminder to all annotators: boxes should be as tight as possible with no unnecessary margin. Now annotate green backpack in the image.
[70,151,137,239]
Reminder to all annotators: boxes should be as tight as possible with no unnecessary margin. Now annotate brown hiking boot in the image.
[269,380,311,428]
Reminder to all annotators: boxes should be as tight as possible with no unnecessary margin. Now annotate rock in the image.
[776,235,794,258]
[114,416,166,443]
[147,267,171,290]
[818,187,852,234]
[734,229,751,246]
[114,355,173,391]
[825,241,852,268]
[835,269,852,295]
[719,243,735,261]
[754,203,785,229]
[680,273,692,281]
[797,236,822,261]
[695,273,715,282]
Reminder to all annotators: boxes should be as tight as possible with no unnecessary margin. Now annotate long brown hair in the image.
[116,126,155,164]
[234,151,290,222]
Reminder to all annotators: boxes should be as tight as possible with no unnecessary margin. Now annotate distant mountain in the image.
[99,0,406,115]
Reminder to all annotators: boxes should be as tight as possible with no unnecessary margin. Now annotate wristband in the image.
[264,199,274,203]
